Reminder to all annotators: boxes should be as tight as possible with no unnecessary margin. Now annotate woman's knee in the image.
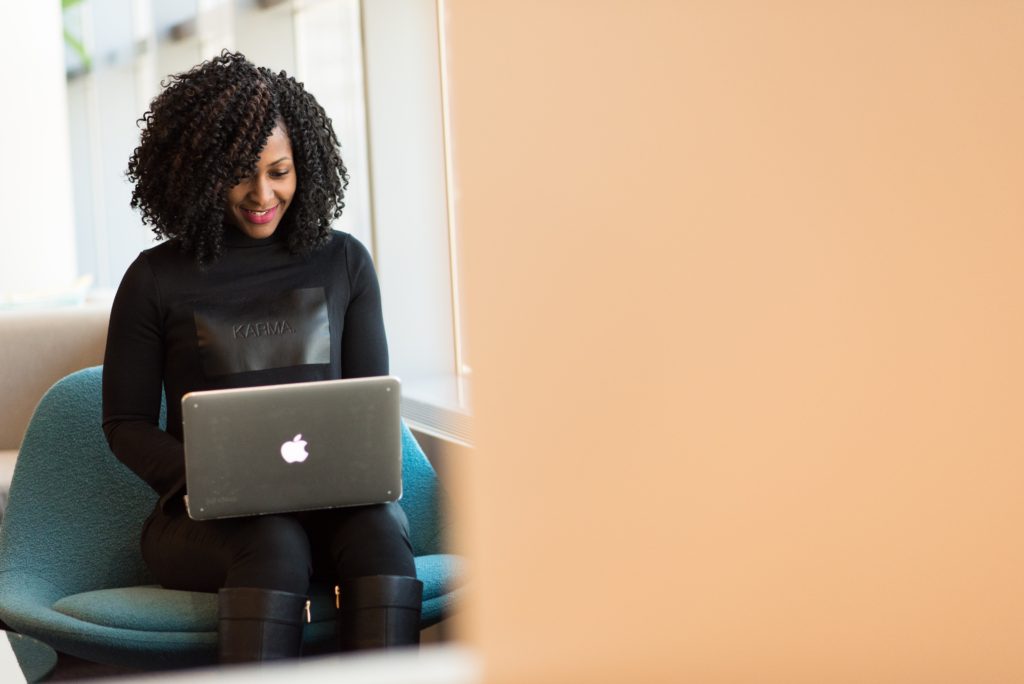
[335,504,411,545]
[327,504,415,578]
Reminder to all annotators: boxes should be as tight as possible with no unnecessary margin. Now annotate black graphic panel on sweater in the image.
[193,287,331,376]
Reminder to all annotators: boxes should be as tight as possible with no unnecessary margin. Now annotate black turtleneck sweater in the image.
[102,228,388,511]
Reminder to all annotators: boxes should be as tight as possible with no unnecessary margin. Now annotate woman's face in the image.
[224,124,297,240]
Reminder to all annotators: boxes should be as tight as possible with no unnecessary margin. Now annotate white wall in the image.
[0,2,78,301]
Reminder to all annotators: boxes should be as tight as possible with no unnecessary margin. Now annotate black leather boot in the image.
[335,575,424,652]
[218,587,309,663]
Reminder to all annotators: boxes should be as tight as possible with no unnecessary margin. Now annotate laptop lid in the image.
[181,376,402,520]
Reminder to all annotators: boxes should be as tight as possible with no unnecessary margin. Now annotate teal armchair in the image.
[0,366,462,669]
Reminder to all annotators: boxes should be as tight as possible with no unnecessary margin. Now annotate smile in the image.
[240,205,279,224]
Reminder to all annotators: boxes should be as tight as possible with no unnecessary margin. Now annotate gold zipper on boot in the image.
[334,585,341,609]
[305,599,312,624]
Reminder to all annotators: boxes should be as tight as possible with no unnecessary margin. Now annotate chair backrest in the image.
[398,421,444,556]
[0,366,156,597]
[0,366,444,598]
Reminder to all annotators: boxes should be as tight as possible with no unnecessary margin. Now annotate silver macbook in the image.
[181,376,402,520]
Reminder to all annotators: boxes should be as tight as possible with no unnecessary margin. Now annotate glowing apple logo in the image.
[280,434,309,463]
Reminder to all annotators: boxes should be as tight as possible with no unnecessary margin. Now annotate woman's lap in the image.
[141,502,415,594]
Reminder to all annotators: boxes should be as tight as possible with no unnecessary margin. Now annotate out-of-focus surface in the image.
[109,644,478,683]
[0,305,110,451]
[446,1,1024,682]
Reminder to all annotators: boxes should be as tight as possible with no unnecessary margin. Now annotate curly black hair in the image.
[127,50,348,264]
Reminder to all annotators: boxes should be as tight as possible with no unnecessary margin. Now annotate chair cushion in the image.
[53,585,338,632]
[51,555,464,633]
[53,586,217,632]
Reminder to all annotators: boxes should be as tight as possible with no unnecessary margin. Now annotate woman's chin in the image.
[234,222,279,240]
[247,226,277,239]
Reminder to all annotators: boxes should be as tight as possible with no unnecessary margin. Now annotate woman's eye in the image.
[270,170,290,179]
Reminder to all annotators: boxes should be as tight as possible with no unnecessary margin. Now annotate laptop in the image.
[181,376,403,520]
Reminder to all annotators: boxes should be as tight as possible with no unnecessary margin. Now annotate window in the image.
[360,0,470,441]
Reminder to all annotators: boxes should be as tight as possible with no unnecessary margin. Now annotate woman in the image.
[102,51,421,663]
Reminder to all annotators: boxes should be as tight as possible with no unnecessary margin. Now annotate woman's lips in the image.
[241,205,279,225]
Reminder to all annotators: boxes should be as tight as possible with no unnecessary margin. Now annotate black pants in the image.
[141,501,416,595]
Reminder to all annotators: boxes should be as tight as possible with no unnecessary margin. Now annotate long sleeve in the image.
[340,237,389,378]
[102,254,186,502]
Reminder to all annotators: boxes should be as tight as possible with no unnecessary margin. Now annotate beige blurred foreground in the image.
[447,1,1024,682]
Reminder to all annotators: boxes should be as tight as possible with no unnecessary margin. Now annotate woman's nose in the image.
[250,177,274,205]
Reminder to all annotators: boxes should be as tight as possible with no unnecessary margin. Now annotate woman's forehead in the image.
[258,125,293,159]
